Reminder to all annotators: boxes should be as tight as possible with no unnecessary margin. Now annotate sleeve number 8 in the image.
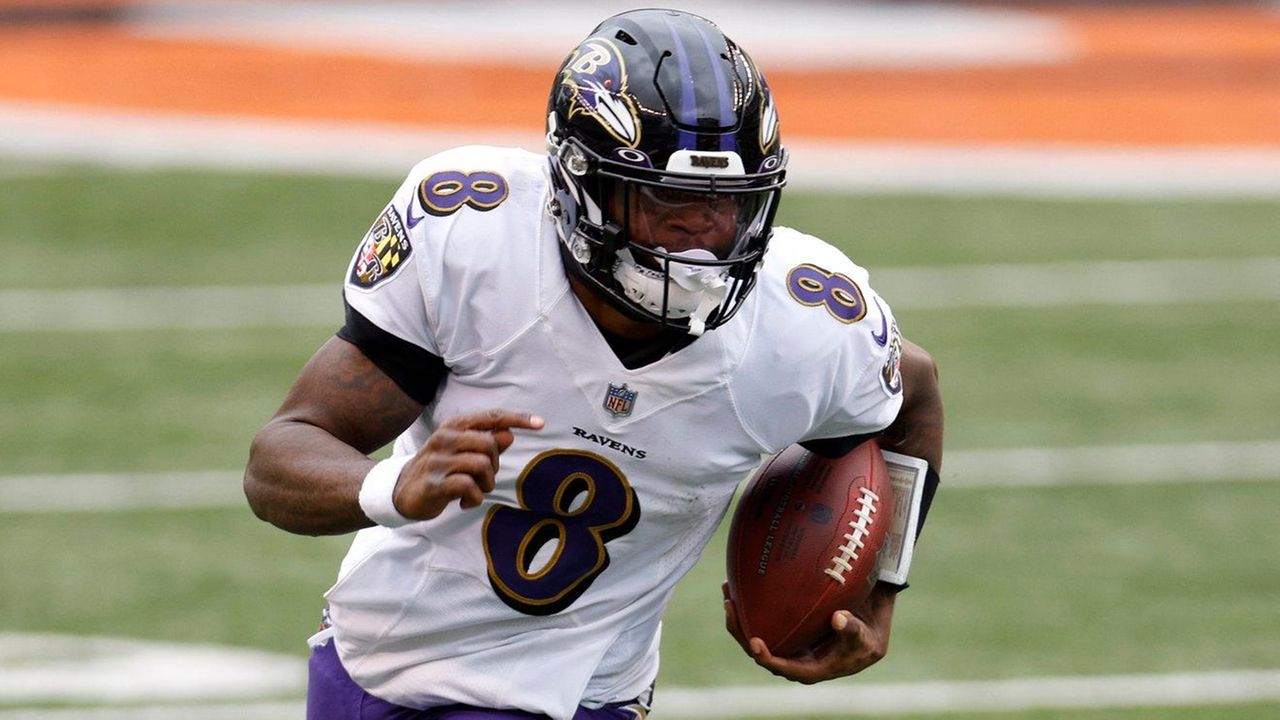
[417,170,509,216]
[786,263,867,323]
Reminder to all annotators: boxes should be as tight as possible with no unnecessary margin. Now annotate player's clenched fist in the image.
[392,410,545,520]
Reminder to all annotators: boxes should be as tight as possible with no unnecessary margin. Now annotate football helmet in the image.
[546,9,787,336]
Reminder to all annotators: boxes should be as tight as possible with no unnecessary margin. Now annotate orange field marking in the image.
[0,27,549,128]
[0,6,1277,146]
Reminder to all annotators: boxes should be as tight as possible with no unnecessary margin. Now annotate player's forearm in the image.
[244,418,378,536]
[879,339,943,472]
[860,581,897,653]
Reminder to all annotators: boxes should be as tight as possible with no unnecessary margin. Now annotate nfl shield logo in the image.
[603,383,638,417]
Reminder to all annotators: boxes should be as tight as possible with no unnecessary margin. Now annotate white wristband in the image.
[358,456,415,528]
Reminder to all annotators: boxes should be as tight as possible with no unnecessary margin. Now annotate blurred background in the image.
[1,1,1278,718]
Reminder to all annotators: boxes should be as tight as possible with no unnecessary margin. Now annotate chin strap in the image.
[666,251,729,336]
[612,248,730,335]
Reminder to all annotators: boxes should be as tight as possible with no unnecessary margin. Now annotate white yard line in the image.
[3,441,1277,514]
[3,256,1279,332]
[949,440,1280,488]
[3,101,1280,197]
[876,257,1280,310]
[0,471,246,512]
[124,1,1070,71]
[0,284,342,332]
[0,633,1277,716]
[0,635,302,703]
[784,140,1280,198]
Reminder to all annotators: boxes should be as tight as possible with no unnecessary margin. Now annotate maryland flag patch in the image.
[351,206,412,288]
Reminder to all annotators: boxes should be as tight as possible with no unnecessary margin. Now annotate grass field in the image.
[2,163,1278,718]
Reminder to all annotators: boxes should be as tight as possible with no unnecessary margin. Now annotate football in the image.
[726,440,894,657]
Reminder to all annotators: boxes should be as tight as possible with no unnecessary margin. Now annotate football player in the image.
[245,8,943,720]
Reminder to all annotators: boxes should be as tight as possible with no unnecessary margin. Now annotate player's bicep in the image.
[272,336,425,455]
[879,337,942,470]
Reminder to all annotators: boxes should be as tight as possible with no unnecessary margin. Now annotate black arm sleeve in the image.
[917,466,939,540]
[336,299,448,406]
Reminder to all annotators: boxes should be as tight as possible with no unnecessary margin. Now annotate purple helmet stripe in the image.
[661,15,699,151]
[692,20,736,152]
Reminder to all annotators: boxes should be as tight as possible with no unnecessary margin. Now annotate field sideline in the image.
[5,101,1280,197]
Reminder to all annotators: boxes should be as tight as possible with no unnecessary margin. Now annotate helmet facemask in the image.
[549,134,785,336]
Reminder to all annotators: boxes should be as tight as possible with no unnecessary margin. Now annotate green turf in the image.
[3,300,1273,473]
[3,166,1278,289]
[2,164,1277,718]
[0,508,347,653]
[899,301,1280,449]
[3,478,1276,685]
[0,326,334,474]
[0,166,390,289]
[660,480,1280,686]
[777,192,1280,266]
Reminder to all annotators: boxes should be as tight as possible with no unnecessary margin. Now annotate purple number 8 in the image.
[786,263,867,323]
[418,170,509,216]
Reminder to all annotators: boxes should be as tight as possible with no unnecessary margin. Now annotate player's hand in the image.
[392,410,544,520]
[722,581,896,684]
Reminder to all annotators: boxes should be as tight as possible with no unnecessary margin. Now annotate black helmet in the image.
[546,8,787,335]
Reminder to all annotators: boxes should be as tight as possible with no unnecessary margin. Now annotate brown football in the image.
[726,440,894,657]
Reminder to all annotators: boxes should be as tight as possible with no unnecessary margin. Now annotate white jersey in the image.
[329,145,905,719]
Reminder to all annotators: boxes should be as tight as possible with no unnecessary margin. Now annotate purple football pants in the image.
[307,640,647,720]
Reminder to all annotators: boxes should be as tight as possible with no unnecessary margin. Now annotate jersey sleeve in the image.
[340,145,549,395]
[734,228,905,452]
[342,164,441,357]
[337,299,448,406]
[798,265,904,444]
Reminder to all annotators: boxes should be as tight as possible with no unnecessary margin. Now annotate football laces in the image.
[824,487,880,584]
